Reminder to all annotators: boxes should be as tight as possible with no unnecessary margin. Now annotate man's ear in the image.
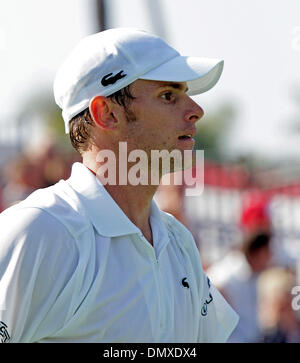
[89,96,118,130]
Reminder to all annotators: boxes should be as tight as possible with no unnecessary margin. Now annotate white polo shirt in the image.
[0,162,238,343]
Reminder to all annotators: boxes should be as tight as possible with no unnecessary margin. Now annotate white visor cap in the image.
[53,28,224,133]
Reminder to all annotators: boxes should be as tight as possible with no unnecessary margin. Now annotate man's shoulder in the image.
[160,210,196,249]
[0,179,90,239]
[160,210,192,235]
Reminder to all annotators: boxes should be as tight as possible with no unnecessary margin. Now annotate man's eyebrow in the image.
[158,82,189,93]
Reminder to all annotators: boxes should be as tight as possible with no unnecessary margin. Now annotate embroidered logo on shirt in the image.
[0,321,10,343]
[201,277,214,316]
[182,277,190,289]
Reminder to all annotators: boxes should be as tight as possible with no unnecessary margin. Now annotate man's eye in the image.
[161,92,174,101]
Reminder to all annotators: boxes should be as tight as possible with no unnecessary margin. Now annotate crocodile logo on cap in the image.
[101,70,127,87]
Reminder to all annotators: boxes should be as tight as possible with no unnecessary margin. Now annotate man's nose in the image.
[184,98,204,123]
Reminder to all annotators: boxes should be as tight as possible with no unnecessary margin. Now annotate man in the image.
[207,195,272,342]
[0,28,238,343]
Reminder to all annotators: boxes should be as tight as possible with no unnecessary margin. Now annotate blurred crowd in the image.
[1,143,300,343]
[156,182,300,343]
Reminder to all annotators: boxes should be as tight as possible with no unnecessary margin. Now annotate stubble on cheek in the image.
[123,102,175,153]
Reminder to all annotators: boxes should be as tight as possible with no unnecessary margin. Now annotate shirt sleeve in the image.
[0,206,78,343]
[162,211,239,343]
[197,273,239,343]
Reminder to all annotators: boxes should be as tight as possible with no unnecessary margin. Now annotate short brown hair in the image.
[69,85,135,154]
[242,231,271,258]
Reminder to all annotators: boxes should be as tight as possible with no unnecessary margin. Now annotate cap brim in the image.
[139,55,224,95]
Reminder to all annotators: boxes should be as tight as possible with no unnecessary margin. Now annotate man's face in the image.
[118,79,204,158]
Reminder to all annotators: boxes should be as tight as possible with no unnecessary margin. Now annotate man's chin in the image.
[171,149,196,172]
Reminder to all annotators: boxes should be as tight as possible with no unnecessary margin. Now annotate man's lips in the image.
[178,135,193,140]
[178,129,197,140]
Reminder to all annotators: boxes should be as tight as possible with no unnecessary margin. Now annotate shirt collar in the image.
[66,162,166,240]
[67,162,140,237]
[149,199,170,248]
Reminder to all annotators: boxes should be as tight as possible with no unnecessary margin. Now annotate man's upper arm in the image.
[0,206,78,342]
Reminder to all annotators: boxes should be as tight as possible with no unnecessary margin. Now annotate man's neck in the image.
[104,183,157,245]
[83,158,158,246]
